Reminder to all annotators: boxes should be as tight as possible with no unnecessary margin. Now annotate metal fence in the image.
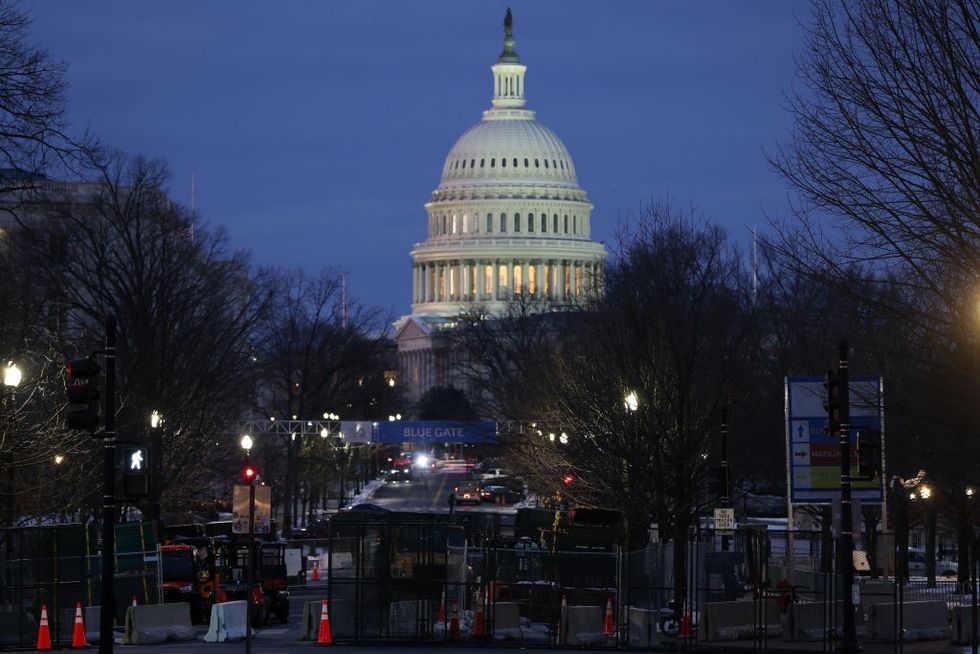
[0,524,161,650]
[292,522,980,651]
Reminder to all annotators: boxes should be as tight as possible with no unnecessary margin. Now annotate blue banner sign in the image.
[375,420,497,444]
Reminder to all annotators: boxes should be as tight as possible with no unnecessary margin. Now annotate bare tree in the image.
[772,0,980,575]
[16,152,270,520]
[253,268,396,534]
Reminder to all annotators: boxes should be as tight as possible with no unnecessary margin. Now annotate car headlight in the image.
[179,584,194,593]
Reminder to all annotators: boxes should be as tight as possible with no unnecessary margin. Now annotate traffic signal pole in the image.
[100,315,117,654]
[836,340,859,654]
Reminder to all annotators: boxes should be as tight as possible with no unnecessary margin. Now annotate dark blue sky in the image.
[29,1,808,317]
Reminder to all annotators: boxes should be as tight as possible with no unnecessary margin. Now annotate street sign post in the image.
[785,375,884,503]
[714,507,735,535]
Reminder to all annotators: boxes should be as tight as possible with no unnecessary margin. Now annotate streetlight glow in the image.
[320,428,329,438]
[3,361,22,387]
[240,434,253,452]
[624,390,639,412]
[919,485,932,500]
[54,454,64,465]
[149,410,162,429]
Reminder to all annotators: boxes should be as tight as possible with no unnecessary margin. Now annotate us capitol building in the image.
[396,10,607,406]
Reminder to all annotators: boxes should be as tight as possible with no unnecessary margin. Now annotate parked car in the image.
[906,548,958,576]
[480,485,522,504]
[480,467,512,480]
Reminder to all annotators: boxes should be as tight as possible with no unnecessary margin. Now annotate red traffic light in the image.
[562,472,575,487]
[243,465,257,482]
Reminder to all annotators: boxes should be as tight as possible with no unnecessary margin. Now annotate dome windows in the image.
[490,158,496,168]
[471,159,475,168]
[513,157,518,167]
[480,158,485,168]
[524,158,529,167]
[501,158,506,168]
[462,160,466,169]
[486,212,493,233]
[553,214,558,233]
[534,158,539,168]
[514,213,521,232]
[540,213,546,232]
[528,214,534,233]
[499,212,507,233]
[544,159,549,169]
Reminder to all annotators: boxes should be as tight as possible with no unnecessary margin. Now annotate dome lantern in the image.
[491,8,526,110]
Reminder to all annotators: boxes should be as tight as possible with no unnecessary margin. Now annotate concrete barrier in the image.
[859,579,895,616]
[700,599,781,641]
[783,601,841,641]
[0,610,35,647]
[952,605,979,645]
[388,599,433,638]
[203,600,250,643]
[560,605,605,646]
[868,600,949,642]
[58,606,100,644]
[489,601,520,639]
[123,602,196,644]
[296,600,352,641]
[626,607,656,648]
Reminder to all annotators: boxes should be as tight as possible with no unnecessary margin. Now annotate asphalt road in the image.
[368,468,519,516]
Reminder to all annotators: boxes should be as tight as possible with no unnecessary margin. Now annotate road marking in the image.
[432,472,450,508]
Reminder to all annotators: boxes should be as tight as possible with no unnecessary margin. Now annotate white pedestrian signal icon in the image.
[130,450,144,470]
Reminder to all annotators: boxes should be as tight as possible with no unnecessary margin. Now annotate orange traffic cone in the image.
[602,596,615,635]
[448,603,459,641]
[317,599,333,645]
[678,599,692,638]
[472,589,487,638]
[71,602,88,648]
[35,604,51,650]
[436,587,446,623]
[311,559,320,581]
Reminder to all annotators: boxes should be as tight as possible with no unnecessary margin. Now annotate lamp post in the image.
[240,434,255,654]
[149,410,163,527]
[2,361,21,526]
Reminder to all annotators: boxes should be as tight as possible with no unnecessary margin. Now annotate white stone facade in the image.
[397,11,607,406]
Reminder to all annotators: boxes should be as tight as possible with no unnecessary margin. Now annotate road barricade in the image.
[560,605,604,646]
[58,606,100,644]
[203,600,250,642]
[0,610,35,647]
[951,605,978,645]
[783,601,841,641]
[297,599,351,640]
[388,599,433,638]
[699,599,781,641]
[626,607,656,647]
[123,602,195,644]
[868,600,949,642]
[489,601,520,639]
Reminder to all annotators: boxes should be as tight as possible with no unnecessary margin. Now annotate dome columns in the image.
[411,255,603,310]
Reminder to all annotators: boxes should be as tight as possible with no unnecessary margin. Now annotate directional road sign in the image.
[785,375,884,503]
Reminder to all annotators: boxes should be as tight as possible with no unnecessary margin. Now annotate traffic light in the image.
[823,368,841,438]
[243,463,257,484]
[561,472,574,487]
[65,357,101,432]
[122,446,149,497]
[856,429,882,479]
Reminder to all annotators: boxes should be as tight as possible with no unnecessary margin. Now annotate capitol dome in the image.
[406,9,606,319]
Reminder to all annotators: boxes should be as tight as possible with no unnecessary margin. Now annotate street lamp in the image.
[148,411,164,525]
[2,361,21,388]
[240,433,255,654]
[624,390,639,412]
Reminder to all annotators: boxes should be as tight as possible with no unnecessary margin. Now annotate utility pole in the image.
[836,340,859,653]
[100,315,117,654]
